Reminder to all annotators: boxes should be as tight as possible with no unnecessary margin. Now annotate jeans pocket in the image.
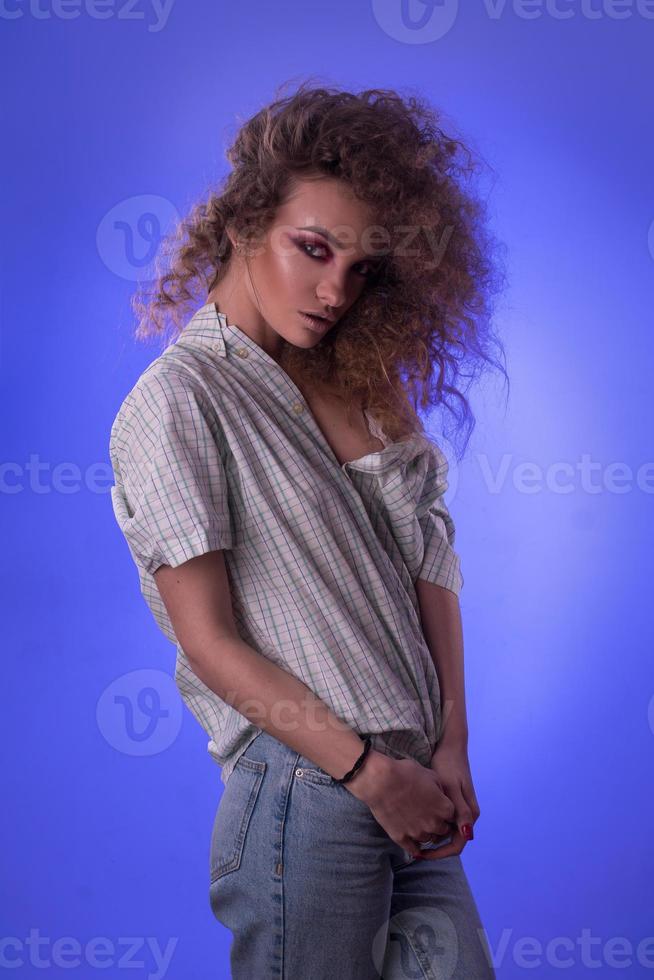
[209,755,266,883]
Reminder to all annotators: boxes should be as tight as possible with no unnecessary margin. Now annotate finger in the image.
[408,815,457,858]
[447,787,476,840]
[459,781,481,823]
[407,836,444,860]
[410,825,454,857]
[422,818,458,843]
[417,826,467,861]
[414,831,450,852]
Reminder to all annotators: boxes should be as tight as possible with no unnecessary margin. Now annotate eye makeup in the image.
[290,233,381,279]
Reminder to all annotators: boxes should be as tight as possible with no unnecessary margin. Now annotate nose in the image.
[316,272,348,312]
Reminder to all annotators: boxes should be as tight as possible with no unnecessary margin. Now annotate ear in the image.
[225,224,237,251]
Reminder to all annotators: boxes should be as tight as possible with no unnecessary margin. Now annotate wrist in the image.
[342,748,393,804]
[435,726,469,753]
[438,705,468,750]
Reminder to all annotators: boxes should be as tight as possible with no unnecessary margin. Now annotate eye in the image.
[355,260,380,280]
[294,237,379,280]
[297,239,328,260]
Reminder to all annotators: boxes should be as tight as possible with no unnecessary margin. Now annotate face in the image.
[208,176,384,360]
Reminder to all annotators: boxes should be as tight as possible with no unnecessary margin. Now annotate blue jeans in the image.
[209,729,496,979]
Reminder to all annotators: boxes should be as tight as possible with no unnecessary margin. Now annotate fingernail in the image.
[461,824,474,840]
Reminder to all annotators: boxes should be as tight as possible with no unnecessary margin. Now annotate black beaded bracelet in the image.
[333,735,373,785]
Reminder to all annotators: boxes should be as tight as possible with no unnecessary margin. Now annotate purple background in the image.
[2,1,653,977]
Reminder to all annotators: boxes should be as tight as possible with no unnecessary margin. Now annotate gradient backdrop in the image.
[2,1,653,977]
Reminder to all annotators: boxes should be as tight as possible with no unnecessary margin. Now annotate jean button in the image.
[295,768,303,777]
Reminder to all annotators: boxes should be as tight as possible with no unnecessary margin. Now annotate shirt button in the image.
[235,346,249,358]
[292,402,304,414]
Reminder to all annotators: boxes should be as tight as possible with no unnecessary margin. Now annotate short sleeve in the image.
[109,369,233,576]
[415,443,464,596]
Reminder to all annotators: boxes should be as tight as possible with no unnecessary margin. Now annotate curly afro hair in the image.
[131,78,508,457]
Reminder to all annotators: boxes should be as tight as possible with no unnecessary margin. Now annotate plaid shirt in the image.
[109,302,464,784]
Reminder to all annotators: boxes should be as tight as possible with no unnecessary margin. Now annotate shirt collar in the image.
[173,301,416,466]
[172,301,302,399]
[173,302,234,357]
[175,301,302,375]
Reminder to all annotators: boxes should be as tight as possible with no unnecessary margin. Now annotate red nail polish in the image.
[462,824,474,840]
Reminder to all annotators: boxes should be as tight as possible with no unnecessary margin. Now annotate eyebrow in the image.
[297,225,382,264]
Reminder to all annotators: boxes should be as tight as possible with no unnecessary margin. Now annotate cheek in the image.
[265,248,313,296]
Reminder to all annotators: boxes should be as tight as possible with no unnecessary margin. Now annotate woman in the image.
[109,81,507,979]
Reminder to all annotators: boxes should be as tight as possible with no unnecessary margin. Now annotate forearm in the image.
[416,578,469,748]
[185,634,389,793]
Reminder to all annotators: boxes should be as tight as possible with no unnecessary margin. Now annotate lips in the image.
[298,311,331,333]
[304,310,334,323]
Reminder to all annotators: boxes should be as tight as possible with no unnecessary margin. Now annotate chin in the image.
[292,333,324,350]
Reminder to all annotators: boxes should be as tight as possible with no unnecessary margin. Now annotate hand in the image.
[346,750,457,859]
[418,740,481,861]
